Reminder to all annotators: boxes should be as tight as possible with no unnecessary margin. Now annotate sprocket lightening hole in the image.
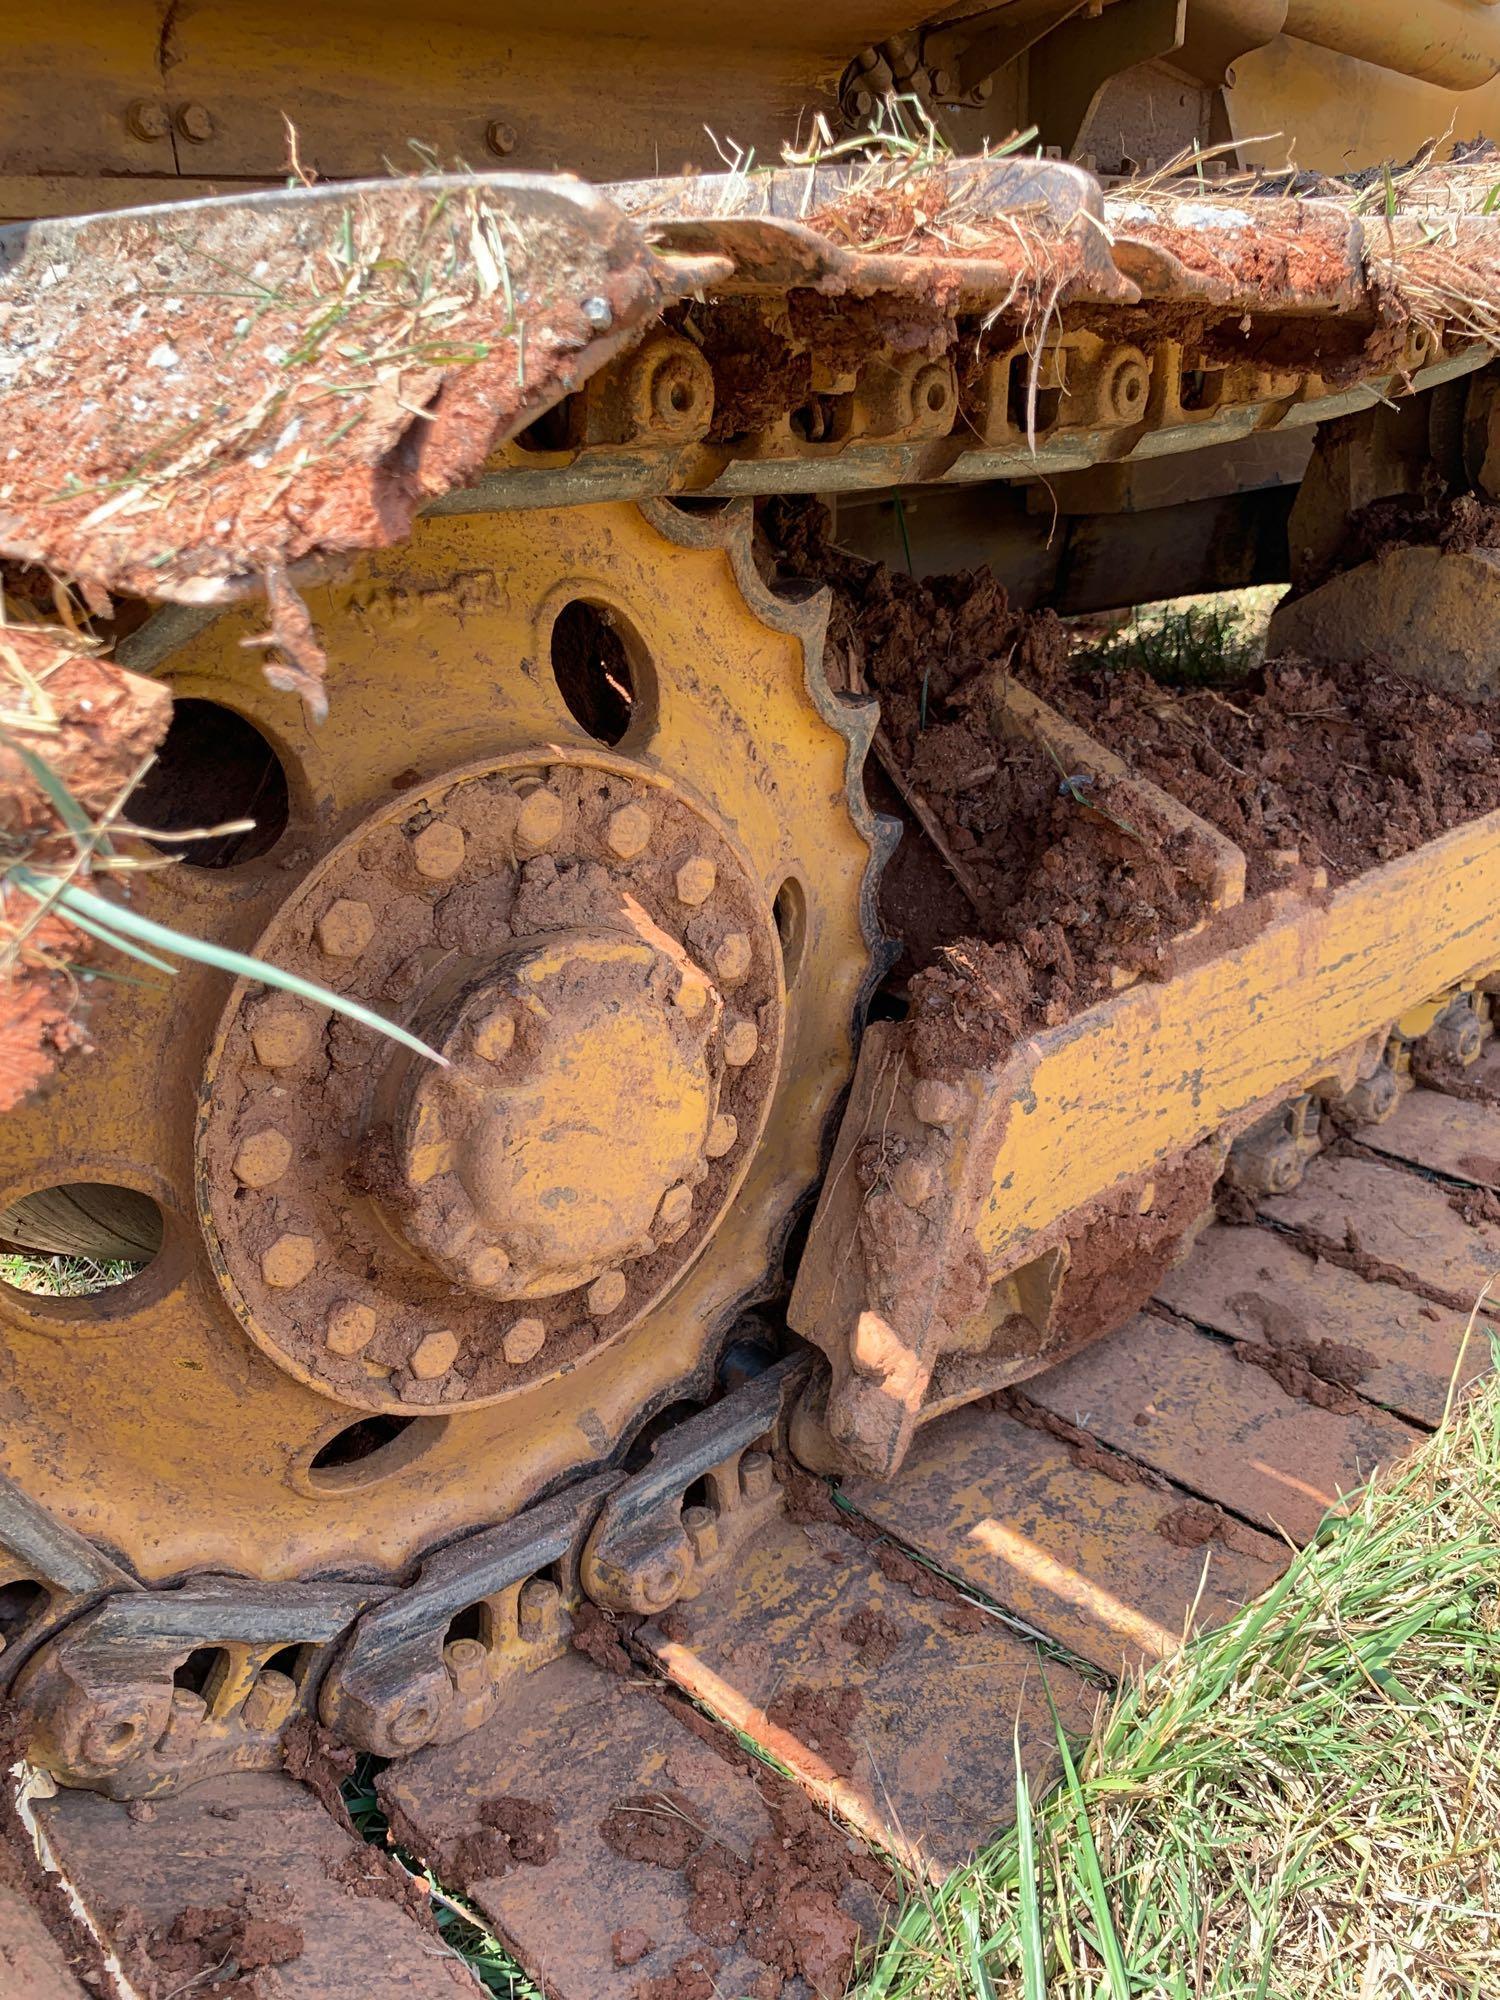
[127,700,290,868]
[300,1414,448,1494]
[550,600,644,746]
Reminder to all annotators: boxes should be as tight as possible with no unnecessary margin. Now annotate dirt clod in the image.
[111,1895,303,1998]
[839,1607,903,1666]
[764,1685,864,1781]
[613,1926,657,1967]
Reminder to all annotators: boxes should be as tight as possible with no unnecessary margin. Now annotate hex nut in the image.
[586,1269,627,1317]
[675,854,717,905]
[463,1244,512,1288]
[739,1450,775,1501]
[411,819,466,880]
[175,101,215,142]
[892,1156,933,1205]
[704,1113,738,1158]
[485,119,517,156]
[326,1301,378,1356]
[515,787,565,853]
[232,1129,293,1188]
[250,1006,314,1069]
[503,1317,547,1365]
[911,1078,962,1127]
[444,1637,489,1694]
[471,1008,516,1062]
[722,1020,758,1067]
[606,803,652,860]
[654,1184,693,1241]
[714,932,752,984]
[409,1328,460,1379]
[261,1233,316,1289]
[126,99,171,141]
[240,1669,297,1734]
[315,897,375,958]
[682,1504,719,1560]
[674,973,709,1018]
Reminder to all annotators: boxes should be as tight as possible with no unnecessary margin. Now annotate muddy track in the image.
[8,1071,1491,2000]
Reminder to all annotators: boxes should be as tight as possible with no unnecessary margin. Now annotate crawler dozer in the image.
[6,2,1500,1992]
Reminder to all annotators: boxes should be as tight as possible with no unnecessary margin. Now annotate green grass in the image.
[0,1250,137,1294]
[850,1337,1500,2000]
[1071,586,1283,687]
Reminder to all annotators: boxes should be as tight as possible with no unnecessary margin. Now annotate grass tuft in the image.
[1069,586,1282,687]
[852,1335,1500,1999]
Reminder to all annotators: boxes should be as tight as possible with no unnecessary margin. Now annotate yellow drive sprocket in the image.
[0,498,888,1583]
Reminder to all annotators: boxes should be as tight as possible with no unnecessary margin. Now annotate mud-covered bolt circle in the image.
[515,787,565,852]
[586,1269,628,1317]
[251,1005,314,1069]
[714,932,752,984]
[315,897,375,958]
[723,1020,758,1067]
[606,804,652,859]
[262,1233,316,1289]
[326,1301,377,1356]
[676,854,716,905]
[503,1318,546,1365]
[704,1113,737,1158]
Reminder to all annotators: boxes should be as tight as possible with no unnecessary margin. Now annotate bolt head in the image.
[444,1637,489,1694]
[911,1078,962,1127]
[261,1233,316,1289]
[654,1183,693,1242]
[326,1301,377,1356]
[387,1693,442,1750]
[315,896,375,958]
[586,1269,627,1317]
[722,1020,758,1068]
[739,1450,775,1501]
[471,1007,516,1062]
[463,1243,512,1289]
[485,118,517,156]
[233,1128,292,1188]
[891,1157,933,1205]
[515,787,565,853]
[409,1328,460,1380]
[714,933,752,984]
[583,295,613,331]
[606,803,652,860]
[675,854,717,905]
[126,99,171,141]
[503,1317,547,1365]
[411,819,466,880]
[176,101,215,142]
[674,973,710,1018]
[250,1005,314,1069]
[704,1113,738,1159]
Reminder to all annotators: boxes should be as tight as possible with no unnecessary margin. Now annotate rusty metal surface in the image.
[840,1398,1286,1677]
[1158,1220,1493,1426]
[0,175,718,619]
[638,1510,1096,1878]
[15,1578,377,1798]
[1260,1153,1500,1305]
[0,1875,88,2000]
[38,1769,478,1995]
[1024,1314,1421,1542]
[382,1648,881,2000]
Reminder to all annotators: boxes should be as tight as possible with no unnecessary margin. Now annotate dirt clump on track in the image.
[110,1895,304,1998]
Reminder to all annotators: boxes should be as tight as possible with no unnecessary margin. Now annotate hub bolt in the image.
[462,1243,512,1288]
[655,1183,693,1241]
[675,854,717,905]
[262,1233,316,1289]
[443,1637,490,1694]
[586,1269,627,1317]
[471,1008,516,1062]
[409,1328,459,1379]
[892,1156,934,1204]
[674,973,710,1018]
[912,1078,963,1127]
[411,819,466,881]
[606,803,652,859]
[722,1020,758,1067]
[233,1128,293,1188]
[315,897,375,958]
[714,933,752,984]
[503,1317,547,1364]
[515,787,565,853]
[326,1301,377,1355]
[704,1113,737,1158]
[250,1005,315,1069]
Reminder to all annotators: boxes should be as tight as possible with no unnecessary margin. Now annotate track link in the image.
[6,1082,1493,1999]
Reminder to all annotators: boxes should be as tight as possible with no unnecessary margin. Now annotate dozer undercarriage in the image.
[5,3,1500,1993]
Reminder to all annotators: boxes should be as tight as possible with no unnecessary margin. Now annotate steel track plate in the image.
[37,1771,477,1997]
[637,1512,1096,1878]
[1356,1086,1500,1189]
[1158,1223,1492,1427]
[380,1647,886,2000]
[837,1399,1286,1678]
[0,1873,88,1999]
[1022,1315,1420,1543]
[1259,1154,1500,1306]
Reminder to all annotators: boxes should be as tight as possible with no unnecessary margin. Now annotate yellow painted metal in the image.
[1283,0,1500,92]
[0,499,881,1582]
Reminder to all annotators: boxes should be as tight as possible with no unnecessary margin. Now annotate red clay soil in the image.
[109,1896,304,1999]
[439,1794,560,1886]
[0,631,173,1115]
